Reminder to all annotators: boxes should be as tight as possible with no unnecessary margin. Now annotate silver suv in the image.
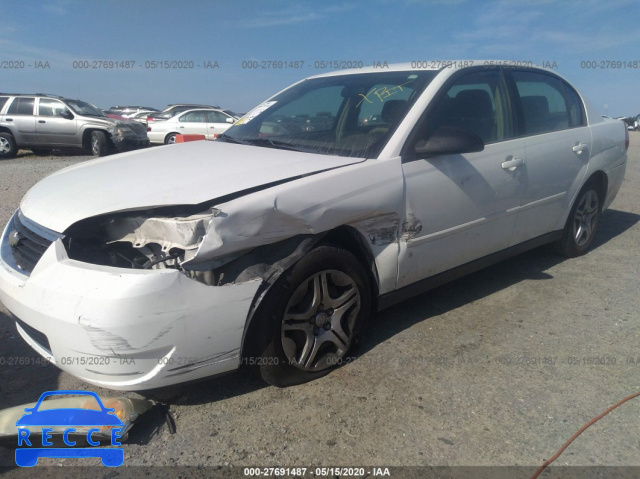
[0,93,150,158]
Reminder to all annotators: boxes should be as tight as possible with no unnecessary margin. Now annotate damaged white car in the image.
[0,63,628,390]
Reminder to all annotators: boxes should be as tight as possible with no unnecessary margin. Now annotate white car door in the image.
[397,69,527,288]
[506,70,592,244]
[176,110,209,136]
[205,111,233,140]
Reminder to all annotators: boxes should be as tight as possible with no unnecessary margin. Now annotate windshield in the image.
[66,100,105,117]
[221,70,438,158]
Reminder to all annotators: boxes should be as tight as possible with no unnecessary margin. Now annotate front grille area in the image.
[14,316,52,354]
[1,211,61,275]
[128,121,147,135]
[9,213,52,274]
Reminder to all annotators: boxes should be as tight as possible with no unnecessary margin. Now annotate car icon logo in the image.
[14,390,124,467]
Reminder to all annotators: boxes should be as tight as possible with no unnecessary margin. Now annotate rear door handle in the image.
[501,157,525,171]
[572,143,588,154]
[38,120,46,123]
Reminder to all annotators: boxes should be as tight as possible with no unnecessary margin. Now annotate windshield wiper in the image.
[218,135,321,153]
[217,134,251,145]
[245,138,321,153]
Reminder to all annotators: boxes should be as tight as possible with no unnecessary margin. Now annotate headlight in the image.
[111,123,135,137]
[63,209,218,270]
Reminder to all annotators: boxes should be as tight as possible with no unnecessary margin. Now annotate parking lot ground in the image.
[0,139,639,476]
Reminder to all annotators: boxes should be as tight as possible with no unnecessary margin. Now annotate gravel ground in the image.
[0,140,639,477]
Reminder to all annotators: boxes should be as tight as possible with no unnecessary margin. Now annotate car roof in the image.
[306,60,558,79]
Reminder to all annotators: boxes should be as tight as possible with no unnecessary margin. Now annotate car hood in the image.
[20,141,365,233]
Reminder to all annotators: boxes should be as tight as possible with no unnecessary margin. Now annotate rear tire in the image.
[557,179,602,257]
[0,132,17,159]
[251,246,371,387]
[165,133,179,145]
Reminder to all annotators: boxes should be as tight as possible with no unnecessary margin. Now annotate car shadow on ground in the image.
[0,314,61,411]
[15,149,90,158]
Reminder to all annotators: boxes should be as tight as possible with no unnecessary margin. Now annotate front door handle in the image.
[572,143,588,154]
[38,120,46,123]
[501,157,525,171]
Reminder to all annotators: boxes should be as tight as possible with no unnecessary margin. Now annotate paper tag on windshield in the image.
[235,101,277,125]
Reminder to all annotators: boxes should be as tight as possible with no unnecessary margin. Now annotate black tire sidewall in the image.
[0,133,17,159]
[254,245,371,387]
[91,131,108,157]
[559,180,602,257]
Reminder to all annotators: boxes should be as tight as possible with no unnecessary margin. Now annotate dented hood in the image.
[20,141,364,232]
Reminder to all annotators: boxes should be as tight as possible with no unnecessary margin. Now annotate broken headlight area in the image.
[63,210,217,271]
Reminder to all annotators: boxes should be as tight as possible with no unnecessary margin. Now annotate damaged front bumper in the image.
[109,124,150,152]
[0,223,262,391]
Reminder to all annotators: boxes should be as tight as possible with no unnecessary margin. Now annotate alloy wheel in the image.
[281,270,360,372]
[572,189,599,246]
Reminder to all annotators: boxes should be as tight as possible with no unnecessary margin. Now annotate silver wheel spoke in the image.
[281,268,361,372]
[573,189,599,246]
[284,274,322,321]
[300,335,321,367]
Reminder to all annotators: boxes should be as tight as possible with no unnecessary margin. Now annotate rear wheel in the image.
[557,179,602,257]
[252,246,371,387]
[0,132,17,159]
[90,131,110,157]
[165,133,179,145]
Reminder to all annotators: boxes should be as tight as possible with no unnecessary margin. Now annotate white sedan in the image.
[0,62,627,390]
[146,108,236,144]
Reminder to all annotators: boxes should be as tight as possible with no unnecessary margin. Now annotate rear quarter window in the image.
[7,97,35,115]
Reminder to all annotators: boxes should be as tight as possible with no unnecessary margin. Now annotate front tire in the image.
[90,131,109,157]
[557,179,602,257]
[253,246,371,387]
[0,132,17,159]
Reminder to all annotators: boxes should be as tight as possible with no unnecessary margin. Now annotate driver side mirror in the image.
[226,117,234,124]
[414,126,484,157]
[59,110,74,120]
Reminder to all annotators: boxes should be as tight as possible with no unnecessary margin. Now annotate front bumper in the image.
[0,220,262,391]
[112,135,150,152]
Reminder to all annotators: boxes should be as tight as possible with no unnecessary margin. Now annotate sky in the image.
[1,0,639,117]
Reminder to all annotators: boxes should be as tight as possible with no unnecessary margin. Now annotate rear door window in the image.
[510,70,585,135]
[7,97,35,115]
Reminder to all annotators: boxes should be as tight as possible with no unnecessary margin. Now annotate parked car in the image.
[147,108,236,144]
[161,104,220,116]
[0,63,627,390]
[108,106,159,118]
[0,94,149,158]
[129,111,154,127]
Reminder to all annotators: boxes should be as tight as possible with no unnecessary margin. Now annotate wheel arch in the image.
[235,225,381,362]
[165,132,180,144]
[0,126,16,137]
[82,128,112,149]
